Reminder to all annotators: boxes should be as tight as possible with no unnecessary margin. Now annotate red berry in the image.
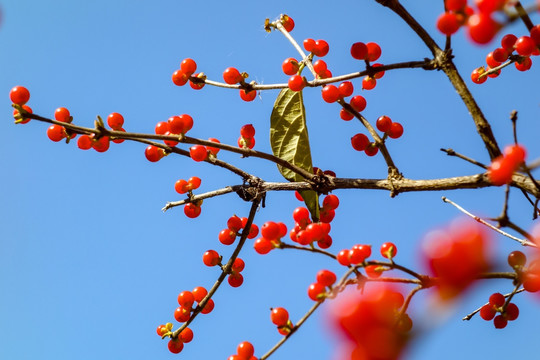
[190,145,208,162]
[228,273,244,287]
[192,286,208,302]
[380,242,397,259]
[507,250,526,269]
[282,57,299,75]
[54,107,71,123]
[489,292,505,307]
[240,124,255,138]
[362,76,376,90]
[107,112,124,130]
[261,221,281,240]
[486,52,502,68]
[338,81,354,97]
[366,42,382,62]
[515,36,536,56]
[240,89,257,102]
[47,125,66,142]
[203,250,221,267]
[232,257,245,272]
[92,136,110,153]
[350,95,367,112]
[155,121,169,135]
[181,58,197,76]
[175,179,189,194]
[292,206,310,225]
[145,145,165,162]
[227,215,243,232]
[372,63,386,79]
[10,86,30,105]
[307,282,326,301]
[254,237,273,254]
[493,314,507,329]
[365,264,383,278]
[168,338,184,354]
[288,75,306,92]
[437,12,461,35]
[336,249,351,266]
[169,114,193,134]
[313,39,329,57]
[313,59,328,76]
[476,0,507,14]
[505,303,519,321]
[501,33,517,51]
[219,229,236,245]
[223,67,243,84]
[178,291,195,308]
[237,341,255,360]
[515,57,532,72]
[492,47,508,62]
[480,304,496,320]
[321,85,341,103]
[316,269,337,287]
[350,42,368,60]
[172,69,189,86]
[376,115,392,133]
[77,134,93,150]
[351,133,369,151]
[388,122,404,139]
[201,298,214,314]
[340,108,354,121]
[303,38,315,52]
[467,13,500,44]
[281,15,294,32]
[445,0,467,11]
[187,176,201,190]
[322,194,339,210]
[471,67,487,84]
[364,143,379,156]
[270,307,289,327]
[180,327,194,343]
[184,203,201,218]
[349,244,372,264]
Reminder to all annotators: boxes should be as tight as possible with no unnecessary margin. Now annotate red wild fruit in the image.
[376,115,392,133]
[240,124,255,138]
[340,108,354,121]
[207,137,221,156]
[169,114,193,134]
[364,143,379,157]
[514,36,536,56]
[192,286,208,302]
[350,95,367,112]
[13,105,33,124]
[180,327,194,343]
[515,57,532,72]
[145,145,164,162]
[350,42,368,60]
[308,282,326,301]
[282,57,299,75]
[180,58,197,76]
[270,307,289,327]
[237,341,255,360]
[316,269,337,287]
[366,42,382,61]
[351,133,369,151]
[288,75,306,92]
[388,122,404,139]
[362,76,377,90]
[239,89,257,102]
[313,39,329,57]
[467,13,500,44]
[107,112,124,130]
[168,338,184,354]
[223,67,243,84]
[190,145,208,162]
[10,86,30,105]
[281,14,294,32]
[338,81,354,97]
[380,242,397,259]
[203,250,221,267]
[445,0,467,11]
[471,67,487,84]
[321,85,341,103]
[77,134,93,150]
[47,125,66,142]
[184,203,202,218]
[500,33,517,51]
[313,59,328,76]
[172,69,189,86]
[55,107,71,123]
[437,12,461,35]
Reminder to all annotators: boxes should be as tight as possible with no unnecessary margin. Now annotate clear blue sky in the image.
[1,1,540,359]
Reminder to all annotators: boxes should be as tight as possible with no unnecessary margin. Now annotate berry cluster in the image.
[238,124,255,149]
[479,292,519,328]
[270,307,294,335]
[228,341,257,360]
[219,215,259,246]
[174,176,203,218]
[487,144,526,186]
[307,269,337,301]
[436,0,507,44]
[156,323,195,354]
[507,250,540,293]
[350,41,383,90]
[471,27,540,84]
[253,221,287,254]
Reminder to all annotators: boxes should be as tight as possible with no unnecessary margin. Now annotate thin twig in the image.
[442,196,537,247]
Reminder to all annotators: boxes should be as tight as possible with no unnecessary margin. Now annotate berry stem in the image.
[462,288,525,321]
[272,19,317,77]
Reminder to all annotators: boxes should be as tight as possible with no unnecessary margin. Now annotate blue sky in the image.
[1,1,540,359]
